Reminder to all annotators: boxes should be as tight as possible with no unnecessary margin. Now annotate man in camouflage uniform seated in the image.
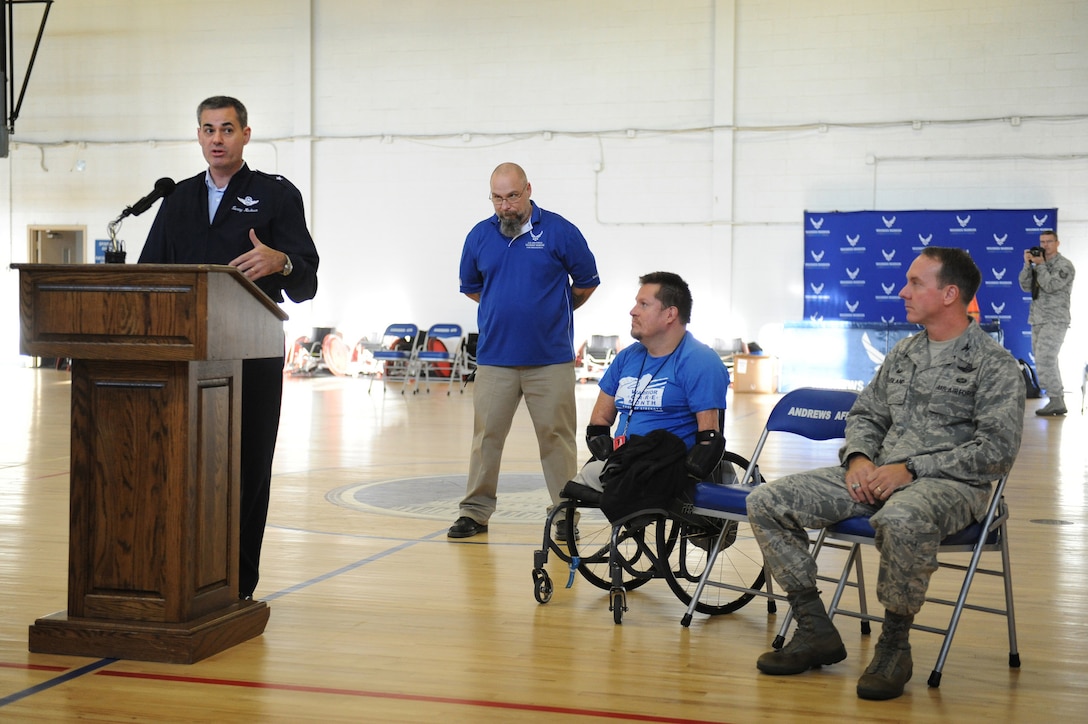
[747,246,1024,701]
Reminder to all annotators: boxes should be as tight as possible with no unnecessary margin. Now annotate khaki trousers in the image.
[458,362,578,524]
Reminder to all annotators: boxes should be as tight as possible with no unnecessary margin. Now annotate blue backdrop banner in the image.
[802,208,1056,365]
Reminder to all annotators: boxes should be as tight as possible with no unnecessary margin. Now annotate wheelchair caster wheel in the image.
[533,569,553,604]
[609,587,627,624]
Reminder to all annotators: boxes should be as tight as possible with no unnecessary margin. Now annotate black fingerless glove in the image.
[685,429,726,479]
[586,424,614,461]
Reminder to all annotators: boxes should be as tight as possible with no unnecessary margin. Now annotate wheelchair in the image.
[531,450,767,624]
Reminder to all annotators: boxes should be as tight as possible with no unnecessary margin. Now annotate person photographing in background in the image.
[1018,230,1074,416]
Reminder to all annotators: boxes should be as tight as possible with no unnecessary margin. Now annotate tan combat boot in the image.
[857,610,914,700]
[757,589,847,675]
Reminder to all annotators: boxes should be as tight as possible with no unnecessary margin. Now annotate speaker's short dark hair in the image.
[197,96,248,128]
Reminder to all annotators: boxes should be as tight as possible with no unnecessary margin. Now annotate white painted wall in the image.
[3,0,1086,383]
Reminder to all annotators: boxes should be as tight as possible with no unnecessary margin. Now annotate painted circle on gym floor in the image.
[326,473,607,524]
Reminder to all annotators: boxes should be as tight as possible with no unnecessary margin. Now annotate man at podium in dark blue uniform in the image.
[139,95,320,599]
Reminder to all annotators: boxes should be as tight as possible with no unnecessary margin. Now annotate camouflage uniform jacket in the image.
[840,320,1024,488]
[1018,252,1075,326]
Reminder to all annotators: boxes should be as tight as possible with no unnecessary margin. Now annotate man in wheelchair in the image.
[561,271,730,534]
[746,247,1025,700]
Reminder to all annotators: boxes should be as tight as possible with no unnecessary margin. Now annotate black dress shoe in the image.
[448,516,488,538]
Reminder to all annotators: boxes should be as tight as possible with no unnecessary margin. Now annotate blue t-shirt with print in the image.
[599,331,729,448]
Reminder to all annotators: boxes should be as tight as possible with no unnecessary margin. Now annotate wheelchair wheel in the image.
[532,569,554,604]
[659,451,767,615]
[565,506,674,592]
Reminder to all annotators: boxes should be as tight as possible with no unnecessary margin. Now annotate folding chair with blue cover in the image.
[368,323,421,394]
[791,471,1019,688]
[415,323,464,395]
[679,387,860,627]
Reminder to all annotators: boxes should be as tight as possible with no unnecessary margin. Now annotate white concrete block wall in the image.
[1,0,1085,379]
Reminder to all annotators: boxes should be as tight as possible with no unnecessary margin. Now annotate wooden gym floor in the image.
[1,367,1086,722]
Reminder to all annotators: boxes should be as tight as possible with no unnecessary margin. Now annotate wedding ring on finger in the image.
[850,483,861,490]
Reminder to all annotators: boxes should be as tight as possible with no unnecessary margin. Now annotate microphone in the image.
[121,177,176,218]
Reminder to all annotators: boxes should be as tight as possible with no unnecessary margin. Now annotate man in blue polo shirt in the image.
[449,163,600,540]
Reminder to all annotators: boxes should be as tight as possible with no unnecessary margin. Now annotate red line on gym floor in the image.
[96,669,729,723]
[0,662,68,672]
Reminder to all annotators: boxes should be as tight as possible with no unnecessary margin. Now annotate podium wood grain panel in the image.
[68,359,238,623]
[15,264,282,664]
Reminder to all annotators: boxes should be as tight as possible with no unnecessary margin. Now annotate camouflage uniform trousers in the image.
[1031,321,1068,397]
[746,466,988,616]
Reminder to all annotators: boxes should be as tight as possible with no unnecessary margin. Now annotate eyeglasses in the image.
[489,189,526,206]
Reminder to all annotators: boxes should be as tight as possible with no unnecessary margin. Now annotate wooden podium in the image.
[14,264,288,664]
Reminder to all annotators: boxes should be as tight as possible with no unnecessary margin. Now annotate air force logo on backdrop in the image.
[875,280,899,301]
[918,233,933,245]
[840,266,863,288]
[841,298,864,321]
[841,234,865,253]
[987,267,1012,288]
[806,248,829,268]
[806,217,830,235]
[986,230,1016,253]
[951,214,976,233]
[876,216,901,235]
[1024,214,1051,233]
[875,247,901,269]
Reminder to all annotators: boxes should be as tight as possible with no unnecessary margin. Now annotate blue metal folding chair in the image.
[367,323,421,394]
[679,387,859,627]
[415,323,464,395]
[805,471,1019,688]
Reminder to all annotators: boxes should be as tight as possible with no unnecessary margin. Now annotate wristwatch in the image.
[904,458,918,480]
[281,254,293,276]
